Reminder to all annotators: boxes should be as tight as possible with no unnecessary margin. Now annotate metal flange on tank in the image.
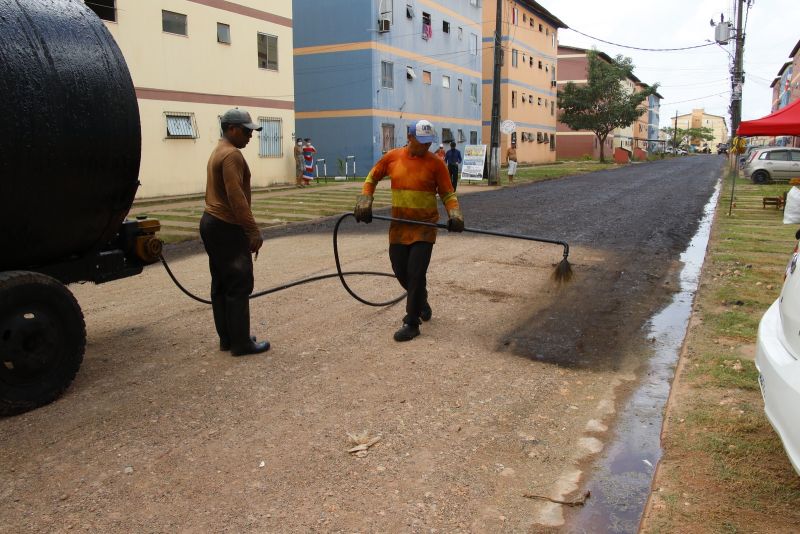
[0,0,157,415]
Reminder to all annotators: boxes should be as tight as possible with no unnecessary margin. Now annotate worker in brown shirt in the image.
[200,108,270,356]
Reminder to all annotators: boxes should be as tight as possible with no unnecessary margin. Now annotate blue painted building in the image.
[293,0,482,174]
[647,92,663,153]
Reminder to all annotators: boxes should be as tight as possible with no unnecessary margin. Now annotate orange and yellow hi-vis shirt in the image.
[362,147,460,244]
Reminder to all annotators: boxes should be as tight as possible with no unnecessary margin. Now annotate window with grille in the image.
[457,78,463,91]
[164,112,197,139]
[470,131,478,144]
[259,117,282,157]
[458,129,465,142]
[469,33,478,55]
[442,128,454,143]
[381,61,394,88]
[442,75,450,89]
[217,23,231,44]
[470,82,478,102]
[162,10,187,35]
[512,49,518,67]
[257,33,278,70]
[86,0,115,22]
[382,124,396,153]
[379,0,393,23]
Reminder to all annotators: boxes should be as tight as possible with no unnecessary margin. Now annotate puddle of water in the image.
[565,181,721,533]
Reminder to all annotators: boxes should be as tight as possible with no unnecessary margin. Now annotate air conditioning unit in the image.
[378,18,391,32]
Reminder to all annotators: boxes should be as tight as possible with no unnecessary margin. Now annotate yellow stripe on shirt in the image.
[391,189,438,210]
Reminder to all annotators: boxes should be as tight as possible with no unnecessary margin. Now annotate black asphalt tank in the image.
[0,0,140,271]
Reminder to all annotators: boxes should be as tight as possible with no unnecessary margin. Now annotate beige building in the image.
[674,109,729,151]
[86,0,295,198]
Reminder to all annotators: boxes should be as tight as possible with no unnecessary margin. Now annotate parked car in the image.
[665,146,675,155]
[676,148,688,156]
[756,229,800,475]
[739,145,767,169]
[717,143,729,155]
[744,147,800,183]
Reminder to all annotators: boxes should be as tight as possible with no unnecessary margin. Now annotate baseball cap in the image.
[220,108,262,131]
[407,119,436,144]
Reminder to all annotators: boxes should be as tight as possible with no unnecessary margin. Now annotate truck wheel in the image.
[0,271,85,416]
[752,170,770,184]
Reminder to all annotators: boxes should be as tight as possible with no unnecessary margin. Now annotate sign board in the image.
[461,145,487,181]
[500,120,516,135]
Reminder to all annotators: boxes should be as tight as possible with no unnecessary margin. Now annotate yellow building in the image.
[481,0,566,164]
[674,109,729,152]
[86,0,295,198]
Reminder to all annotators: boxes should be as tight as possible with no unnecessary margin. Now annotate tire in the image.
[0,271,85,416]
[752,170,770,184]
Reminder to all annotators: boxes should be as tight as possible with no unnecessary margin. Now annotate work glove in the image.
[446,208,464,233]
[354,194,373,223]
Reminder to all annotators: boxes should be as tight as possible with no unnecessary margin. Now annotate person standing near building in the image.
[353,119,464,342]
[506,142,518,184]
[435,143,446,160]
[294,138,305,187]
[200,108,270,356]
[302,138,316,186]
[444,141,462,191]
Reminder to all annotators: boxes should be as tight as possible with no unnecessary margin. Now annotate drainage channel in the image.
[565,181,721,533]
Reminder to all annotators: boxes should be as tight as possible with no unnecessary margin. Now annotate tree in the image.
[660,126,715,150]
[558,51,658,162]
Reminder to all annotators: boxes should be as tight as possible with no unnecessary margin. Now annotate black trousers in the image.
[448,163,460,191]
[199,212,254,346]
[389,241,433,325]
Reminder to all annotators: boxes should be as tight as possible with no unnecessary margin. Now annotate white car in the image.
[756,230,800,475]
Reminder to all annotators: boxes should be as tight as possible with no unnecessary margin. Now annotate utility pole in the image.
[673,110,678,150]
[488,0,503,185]
[730,0,745,135]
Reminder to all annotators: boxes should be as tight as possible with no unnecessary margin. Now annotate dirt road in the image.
[0,157,722,532]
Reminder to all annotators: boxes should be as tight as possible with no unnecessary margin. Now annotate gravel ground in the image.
[0,156,723,533]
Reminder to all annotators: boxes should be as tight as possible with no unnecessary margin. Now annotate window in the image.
[529,56,534,67]
[164,112,197,139]
[443,20,450,33]
[469,0,479,6]
[764,150,789,161]
[259,117,282,157]
[530,18,534,27]
[457,78,463,91]
[512,8,518,25]
[546,27,549,35]
[379,0,393,23]
[511,49,518,67]
[470,82,478,103]
[406,66,416,80]
[382,123,396,153]
[257,33,278,70]
[406,4,414,18]
[550,134,556,151]
[539,23,543,32]
[381,61,394,88]
[470,131,478,144]
[511,90,517,108]
[422,12,431,40]
[538,60,542,69]
[162,10,187,35]
[86,0,115,22]
[422,70,431,84]
[458,129,465,142]
[458,27,463,40]
[217,23,231,44]
[552,34,556,47]
[537,97,542,106]
[523,13,527,22]
[442,128,454,143]
[791,151,800,161]
[469,33,478,55]
[442,75,450,89]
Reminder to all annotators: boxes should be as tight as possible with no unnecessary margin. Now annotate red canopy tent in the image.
[737,98,800,136]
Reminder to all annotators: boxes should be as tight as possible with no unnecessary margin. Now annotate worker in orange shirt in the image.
[354,119,464,341]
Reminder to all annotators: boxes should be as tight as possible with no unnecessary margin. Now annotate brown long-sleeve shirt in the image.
[204,138,260,240]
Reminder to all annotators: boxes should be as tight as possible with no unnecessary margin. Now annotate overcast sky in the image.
[538,0,798,130]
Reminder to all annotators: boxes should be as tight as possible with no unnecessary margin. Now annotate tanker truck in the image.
[0,0,162,415]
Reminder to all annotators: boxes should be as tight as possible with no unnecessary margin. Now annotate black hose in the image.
[159,212,572,305]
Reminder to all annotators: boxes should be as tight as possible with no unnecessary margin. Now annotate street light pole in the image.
[488,0,503,185]
[730,0,745,135]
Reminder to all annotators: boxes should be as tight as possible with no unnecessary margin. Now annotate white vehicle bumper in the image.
[756,299,800,475]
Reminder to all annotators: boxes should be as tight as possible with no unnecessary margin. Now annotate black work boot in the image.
[227,297,270,356]
[220,335,256,352]
[420,303,432,322]
[394,321,420,342]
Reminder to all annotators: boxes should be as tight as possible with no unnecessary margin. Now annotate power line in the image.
[564,27,717,52]
[660,91,731,106]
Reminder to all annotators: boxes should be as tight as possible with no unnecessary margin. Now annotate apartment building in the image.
[771,39,800,112]
[555,45,614,160]
[85,0,295,198]
[481,0,566,164]
[674,109,728,151]
[646,91,663,153]
[292,0,483,173]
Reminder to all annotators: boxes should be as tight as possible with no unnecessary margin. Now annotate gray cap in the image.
[220,108,262,131]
